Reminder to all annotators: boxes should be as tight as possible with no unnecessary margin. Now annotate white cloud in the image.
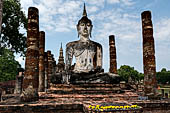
[106,0,134,6]
[94,9,141,43]
[88,6,99,13]
[154,18,170,41]
[121,0,134,6]
[107,0,120,4]
[86,0,105,7]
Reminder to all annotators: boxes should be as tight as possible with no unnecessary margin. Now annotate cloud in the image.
[154,18,170,41]
[107,0,120,4]
[93,9,141,43]
[20,0,82,32]
[86,0,105,7]
[121,0,134,6]
[106,0,135,6]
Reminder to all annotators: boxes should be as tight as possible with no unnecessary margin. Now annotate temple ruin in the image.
[0,4,169,113]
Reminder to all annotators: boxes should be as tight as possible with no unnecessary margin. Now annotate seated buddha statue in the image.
[64,4,119,84]
[65,4,103,74]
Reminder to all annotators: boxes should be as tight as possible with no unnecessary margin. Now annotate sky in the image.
[16,0,170,73]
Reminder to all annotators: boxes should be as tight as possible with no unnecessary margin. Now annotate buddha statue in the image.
[65,4,103,74]
[64,4,119,84]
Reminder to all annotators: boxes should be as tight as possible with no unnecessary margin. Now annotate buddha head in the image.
[77,3,93,38]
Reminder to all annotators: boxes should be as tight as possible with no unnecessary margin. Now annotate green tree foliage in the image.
[0,0,27,56]
[0,48,21,82]
[156,68,170,84]
[117,65,144,82]
[0,0,3,33]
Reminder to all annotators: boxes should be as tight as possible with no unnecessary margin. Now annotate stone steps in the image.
[50,84,120,88]
[40,83,138,101]
[48,84,122,94]
[39,93,138,101]
[47,89,123,94]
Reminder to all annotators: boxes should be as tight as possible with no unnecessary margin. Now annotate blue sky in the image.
[16,0,170,73]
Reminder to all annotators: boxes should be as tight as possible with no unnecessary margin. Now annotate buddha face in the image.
[77,22,92,38]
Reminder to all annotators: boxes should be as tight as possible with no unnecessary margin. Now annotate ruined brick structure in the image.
[141,11,157,96]
[38,31,45,92]
[109,35,117,74]
[20,7,39,102]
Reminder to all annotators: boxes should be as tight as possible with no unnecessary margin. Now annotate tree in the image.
[0,48,21,82]
[0,0,27,56]
[156,68,170,84]
[117,65,143,83]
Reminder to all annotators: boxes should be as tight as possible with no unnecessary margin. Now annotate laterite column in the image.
[21,7,39,102]
[38,31,45,92]
[47,50,53,88]
[141,11,157,96]
[44,52,48,92]
[109,35,117,74]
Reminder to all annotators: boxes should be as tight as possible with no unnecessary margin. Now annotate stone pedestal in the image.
[38,31,45,92]
[141,11,157,96]
[21,7,39,102]
[109,35,117,74]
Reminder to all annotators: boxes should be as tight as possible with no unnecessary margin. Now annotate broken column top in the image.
[47,50,51,55]
[39,31,45,38]
[28,7,39,13]
[141,11,151,20]
[28,7,39,19]
[109,35,115,45]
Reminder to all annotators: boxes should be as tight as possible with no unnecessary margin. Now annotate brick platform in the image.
[0,84,170,113]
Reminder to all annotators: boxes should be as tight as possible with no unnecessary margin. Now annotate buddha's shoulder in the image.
[66,40,79,47]
[90,40,102,48]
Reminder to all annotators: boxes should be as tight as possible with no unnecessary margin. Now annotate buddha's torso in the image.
[66,40,102,73]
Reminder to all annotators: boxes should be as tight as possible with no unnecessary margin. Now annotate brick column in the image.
[44,52,48,92]
[47,50,53,88]
[38,31,45,92]
[21,7,39,102]
[109,35,117,74]
[14,72,24,94]
[141,11,157,96]
[51,54,56,76]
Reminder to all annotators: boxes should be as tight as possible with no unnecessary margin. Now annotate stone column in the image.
[21,7,39,102]
[38,31,45,92]
[47,50,53,88]
[141,11,157,96]
[109,35,117,74]
[51,54,56,76]
[44,52,48,92]
[14,72,24,94]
